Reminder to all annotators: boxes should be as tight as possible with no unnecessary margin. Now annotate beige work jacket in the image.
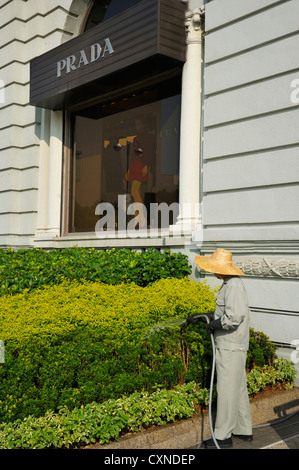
[214,276,250,352]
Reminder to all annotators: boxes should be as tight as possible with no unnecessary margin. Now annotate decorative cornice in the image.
[234,257,299,279]
[185,8,205,45]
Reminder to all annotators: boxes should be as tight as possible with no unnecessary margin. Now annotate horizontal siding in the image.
[0,147,39,171]
[0,168,38,192]
[0,19,72,47]
[1,33,74,65]
[205,34,299,95]
[203,147,299,193]
[1,84,32,108]
[0,104,38,128]
[204,72,298,127]
[0,190,38,214]
[1,62,29,85]
[0,124,40,150]
[0,0,76,246]
[0,0,73,24]
[0,213,37,236]
[203,186,299,226]
[0,5,74,42]
[205,0,299,63]
[204,108,299,159]
[203,0,299,240]
[205,0,286,31]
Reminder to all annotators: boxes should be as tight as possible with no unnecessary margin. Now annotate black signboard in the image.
[30,0,186,110]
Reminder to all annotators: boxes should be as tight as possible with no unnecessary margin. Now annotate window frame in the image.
[62,74,182,236]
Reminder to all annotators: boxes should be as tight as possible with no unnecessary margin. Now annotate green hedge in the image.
[0,246,294,449]
[0,278,216,424]
[0,383,210,449]
[0,275,286,426]
[0,247,192,295]
[0,267,295,449]
[0,358,295,449]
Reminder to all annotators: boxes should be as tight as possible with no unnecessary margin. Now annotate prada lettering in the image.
[57,38,114,78]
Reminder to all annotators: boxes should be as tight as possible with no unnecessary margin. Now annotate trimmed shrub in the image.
[0,247,192,295]
[0,270,289,431]
[0,359,295,449]
[0,278,216,423]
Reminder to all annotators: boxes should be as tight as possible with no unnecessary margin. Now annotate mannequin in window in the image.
[125,119,153,228]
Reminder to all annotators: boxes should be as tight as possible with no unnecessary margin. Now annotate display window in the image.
[69,77,181,234]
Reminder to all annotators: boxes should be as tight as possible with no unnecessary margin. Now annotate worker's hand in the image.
[205,318,222,335]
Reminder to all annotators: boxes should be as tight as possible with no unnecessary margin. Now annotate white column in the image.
[35,110,63,240]
[172,8,204,236]
[35,109,51,237]
[46,111,63,236]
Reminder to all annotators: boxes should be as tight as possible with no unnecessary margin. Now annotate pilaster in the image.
[35,110,63,240]
[172,8,205,236]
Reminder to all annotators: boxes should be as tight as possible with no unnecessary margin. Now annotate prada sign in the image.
[56,39,115,77]
[30,0,186,110]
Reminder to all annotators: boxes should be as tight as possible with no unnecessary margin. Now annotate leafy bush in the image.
[0,382,210,449]
[0,278,216,423]
[0,257,293,448]
[0,247,191,295]
[247,358,295,395]
[247,328,277,370]
[0,358,295,450]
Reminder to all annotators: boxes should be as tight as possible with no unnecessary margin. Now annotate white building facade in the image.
[0,0,298,369]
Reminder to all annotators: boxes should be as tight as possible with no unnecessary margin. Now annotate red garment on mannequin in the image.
[127,159,148,182]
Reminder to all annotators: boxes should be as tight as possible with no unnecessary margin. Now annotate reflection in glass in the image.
[70,89,180,233]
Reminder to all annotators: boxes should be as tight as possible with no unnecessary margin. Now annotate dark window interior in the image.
[69,77,181,233]
[84,0,143,31]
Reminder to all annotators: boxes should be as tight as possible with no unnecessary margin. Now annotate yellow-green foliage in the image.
[0,278,216,343]
[0,278,216,423]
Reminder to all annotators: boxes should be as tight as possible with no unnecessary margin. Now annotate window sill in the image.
[34,231,190,250]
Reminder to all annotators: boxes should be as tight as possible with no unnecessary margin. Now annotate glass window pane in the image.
[84,0,143,31]
[70,85,181,234]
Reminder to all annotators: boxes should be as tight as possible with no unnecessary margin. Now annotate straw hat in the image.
[195,248,245,276]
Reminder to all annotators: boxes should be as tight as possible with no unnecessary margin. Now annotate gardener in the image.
[195,248,253,449]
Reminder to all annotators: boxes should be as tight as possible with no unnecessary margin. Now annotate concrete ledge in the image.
[88,387,299,449]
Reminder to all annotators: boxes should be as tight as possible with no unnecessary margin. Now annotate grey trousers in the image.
[214,349,252,440]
